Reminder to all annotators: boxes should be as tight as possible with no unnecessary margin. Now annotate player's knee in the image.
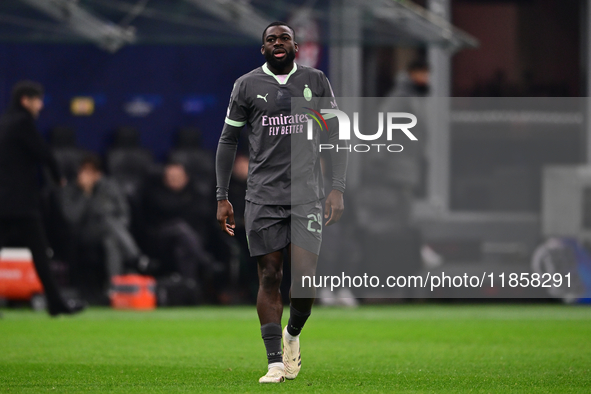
[292,261,317,280]
[260,265,282,289]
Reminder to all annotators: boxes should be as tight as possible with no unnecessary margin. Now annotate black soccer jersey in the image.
[217,62,345,205]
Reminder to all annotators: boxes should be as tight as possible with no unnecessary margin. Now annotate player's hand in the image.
[324,189,344,226]
[217,199,236,236]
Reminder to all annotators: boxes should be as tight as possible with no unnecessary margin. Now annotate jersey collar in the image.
[262,62,298,85]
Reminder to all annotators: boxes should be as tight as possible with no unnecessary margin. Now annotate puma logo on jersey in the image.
[257,93,268,102]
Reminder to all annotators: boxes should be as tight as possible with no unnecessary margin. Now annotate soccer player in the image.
[215,22,347,383]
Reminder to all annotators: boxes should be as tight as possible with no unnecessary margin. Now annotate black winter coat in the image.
[0,106,61,217]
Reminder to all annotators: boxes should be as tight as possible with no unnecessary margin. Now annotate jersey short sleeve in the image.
[225,79,248,128]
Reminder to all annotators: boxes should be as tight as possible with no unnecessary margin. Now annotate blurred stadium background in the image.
[0,0,588,302]
[1,0,589,302]
[0,0,590,391]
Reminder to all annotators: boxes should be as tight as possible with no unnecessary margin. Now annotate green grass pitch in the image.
[0,305,590,393]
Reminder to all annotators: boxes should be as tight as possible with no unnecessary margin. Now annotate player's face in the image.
[261,25,298,71]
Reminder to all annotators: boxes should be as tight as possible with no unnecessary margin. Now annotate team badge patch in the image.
[303,85,312,101]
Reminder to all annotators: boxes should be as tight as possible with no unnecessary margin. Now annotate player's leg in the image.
[283,243,318,380]
[288,243,317,322]
[257,250,284,325]
[257,250,286,383]
[245,202,290,383]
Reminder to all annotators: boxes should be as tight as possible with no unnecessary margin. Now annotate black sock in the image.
[287,304,311,337]
[261,323,283,364]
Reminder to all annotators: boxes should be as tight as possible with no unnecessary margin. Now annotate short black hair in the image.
[165,159,186,169]
[10,80,44,109]
[262,21,296,44]
[408,59,429,73]
[79,153,102,173]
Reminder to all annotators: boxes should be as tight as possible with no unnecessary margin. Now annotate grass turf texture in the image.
[0,305,589,393]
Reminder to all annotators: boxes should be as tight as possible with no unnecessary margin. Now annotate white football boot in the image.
[282,326,302,380]
[259,363,285,383]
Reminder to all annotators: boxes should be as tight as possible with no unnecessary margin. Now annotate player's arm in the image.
[322,76,348,226]
[324,121,347,226]
[216,79,248,236]
[216,122,243,236]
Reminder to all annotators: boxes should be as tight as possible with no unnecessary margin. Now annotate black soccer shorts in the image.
[244,200,323,257]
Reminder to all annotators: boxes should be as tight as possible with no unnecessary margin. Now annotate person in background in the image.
[388,59,430,97]
[367,59,441,289]
[61,154,147,286]
[0,80,85,316]
[142,161,223,287]
[316,156,359,307]
[387,59,443,268]
[375,59,430,230]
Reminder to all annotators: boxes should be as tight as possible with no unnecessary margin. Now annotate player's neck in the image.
[266,61,295,76]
